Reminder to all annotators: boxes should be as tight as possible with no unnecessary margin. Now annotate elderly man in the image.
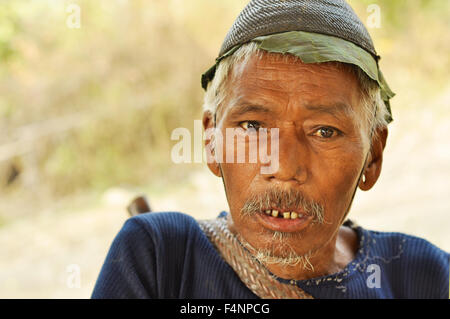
[92,0,449,299]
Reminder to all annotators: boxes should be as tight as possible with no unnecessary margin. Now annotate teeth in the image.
[264,210,302,219]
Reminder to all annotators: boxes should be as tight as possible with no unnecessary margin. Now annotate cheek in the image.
[221,163,259,208]
[312,149,365,219]
[219,130,265,203]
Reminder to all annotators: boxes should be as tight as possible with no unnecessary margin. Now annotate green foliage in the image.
[0,2,20,63]
[0,0,208,197]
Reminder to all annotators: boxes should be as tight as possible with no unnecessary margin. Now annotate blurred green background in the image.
[0,0,449,298]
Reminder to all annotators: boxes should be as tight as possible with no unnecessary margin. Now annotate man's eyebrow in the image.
[304,102,354,118]
[227,103,273,118]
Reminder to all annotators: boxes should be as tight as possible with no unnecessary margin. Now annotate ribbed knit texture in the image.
[91,212,449,299]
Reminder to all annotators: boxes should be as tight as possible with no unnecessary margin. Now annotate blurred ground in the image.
[0,0,449,298]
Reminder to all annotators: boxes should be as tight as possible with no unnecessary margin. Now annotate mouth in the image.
[255,208,313,233]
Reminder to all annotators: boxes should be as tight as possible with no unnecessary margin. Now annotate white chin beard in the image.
[254,250,314,270]
[237,232,314,270]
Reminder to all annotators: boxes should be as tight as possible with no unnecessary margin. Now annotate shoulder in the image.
[365,229,449,264]
[92,212,209,298]
[362,228,449,298]
[100,212,203,261]
[121,212,205,244]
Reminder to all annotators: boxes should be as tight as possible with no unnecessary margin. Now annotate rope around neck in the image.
[198,217,313,299]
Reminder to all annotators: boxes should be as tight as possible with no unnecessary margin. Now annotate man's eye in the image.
[239,121,261,131]
[313,127,340,139]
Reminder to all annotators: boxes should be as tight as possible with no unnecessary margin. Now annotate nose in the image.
[263,127,309,184]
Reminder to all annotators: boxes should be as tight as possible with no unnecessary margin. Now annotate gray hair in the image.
[202,42,389,148]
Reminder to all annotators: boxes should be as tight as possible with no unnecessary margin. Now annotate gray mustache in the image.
[241,188,325,224]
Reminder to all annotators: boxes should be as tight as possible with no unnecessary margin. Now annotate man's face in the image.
[205,52,375,261]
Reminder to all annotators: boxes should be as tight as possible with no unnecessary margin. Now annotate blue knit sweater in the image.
[91,212,449,299]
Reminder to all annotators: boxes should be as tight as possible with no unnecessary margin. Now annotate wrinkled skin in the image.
[203,52,388,280]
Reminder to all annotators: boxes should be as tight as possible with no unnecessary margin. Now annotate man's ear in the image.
[359,127,388,191]
[203,111,222,178]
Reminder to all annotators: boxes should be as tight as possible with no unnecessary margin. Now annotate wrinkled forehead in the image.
[235,51,358,87]
[222,52,362,114]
